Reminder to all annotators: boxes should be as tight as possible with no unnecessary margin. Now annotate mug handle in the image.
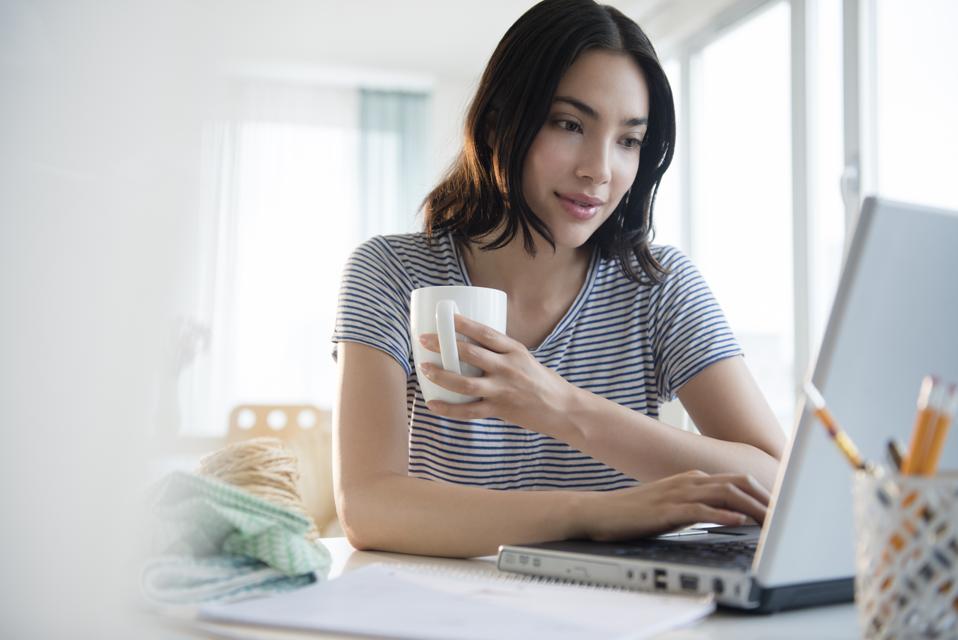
[435,299,462,375]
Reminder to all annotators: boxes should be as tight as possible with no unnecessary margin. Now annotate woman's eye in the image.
[555,119,582,133]
[621,137,644,149]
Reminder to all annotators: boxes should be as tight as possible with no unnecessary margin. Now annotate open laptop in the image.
[497,197,958,612]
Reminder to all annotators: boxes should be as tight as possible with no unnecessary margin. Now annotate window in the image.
[658,0,849,433]
[177,81,431,437]
[806,0,846,353]
[689,2,795,430]
[653,59,685,251]
[873,0,958,210]
[180,82,361,437]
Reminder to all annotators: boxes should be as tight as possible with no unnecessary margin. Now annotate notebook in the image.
[498,196,958,612]
[199,562,714,640]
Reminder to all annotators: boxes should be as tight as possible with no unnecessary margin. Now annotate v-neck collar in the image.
[449,234,599,353]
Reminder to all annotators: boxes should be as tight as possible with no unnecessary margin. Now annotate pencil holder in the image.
[852,471,958,639]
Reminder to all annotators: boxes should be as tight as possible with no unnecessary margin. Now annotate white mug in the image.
[410,285,507,404]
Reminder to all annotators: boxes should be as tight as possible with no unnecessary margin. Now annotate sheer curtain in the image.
[180,80,361,436]
[178,81,431,437]
[359,89,431,237]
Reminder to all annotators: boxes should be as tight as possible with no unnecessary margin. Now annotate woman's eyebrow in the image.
[553,95,648,127]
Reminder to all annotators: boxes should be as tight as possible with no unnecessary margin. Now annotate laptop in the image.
[497,197,958,612]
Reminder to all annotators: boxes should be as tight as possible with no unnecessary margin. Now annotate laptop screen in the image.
[755,197,958,587]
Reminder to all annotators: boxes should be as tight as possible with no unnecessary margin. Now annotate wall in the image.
[0,1,226,636]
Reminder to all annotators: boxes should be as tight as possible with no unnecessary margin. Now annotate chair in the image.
[227,404,341,537]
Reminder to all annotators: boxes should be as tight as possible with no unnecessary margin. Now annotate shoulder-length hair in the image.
[422,0,675,284]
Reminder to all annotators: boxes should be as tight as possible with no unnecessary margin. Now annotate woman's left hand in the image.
[418,313,576,436]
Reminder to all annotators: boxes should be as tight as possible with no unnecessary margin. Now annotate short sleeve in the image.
[331,236,415,376]
[650,247,743,401]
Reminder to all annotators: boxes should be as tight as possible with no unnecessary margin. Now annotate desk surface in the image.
[172,537,860,640]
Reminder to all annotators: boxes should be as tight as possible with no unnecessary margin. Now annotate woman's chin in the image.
[549,223,599,251]
[531,212,602,253]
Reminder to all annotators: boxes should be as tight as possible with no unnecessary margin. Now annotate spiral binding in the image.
[377,562,638,594]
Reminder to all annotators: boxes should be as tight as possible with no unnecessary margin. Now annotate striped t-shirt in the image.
[331,232,742,491]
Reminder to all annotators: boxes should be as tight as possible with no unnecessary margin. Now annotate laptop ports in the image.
[679,574,699,592]
[712,577,725,595]
[653,569,668,590]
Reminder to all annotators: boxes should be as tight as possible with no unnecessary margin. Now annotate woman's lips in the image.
[556,193,600,220]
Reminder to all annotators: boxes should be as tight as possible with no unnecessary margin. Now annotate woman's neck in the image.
[460,228,592,309]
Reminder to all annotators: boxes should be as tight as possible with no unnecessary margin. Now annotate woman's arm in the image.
[418,315,785,492]
[557,357,784,490]
[335,341,769,557]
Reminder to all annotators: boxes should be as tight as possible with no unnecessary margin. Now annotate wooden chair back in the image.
[226,404,340,536]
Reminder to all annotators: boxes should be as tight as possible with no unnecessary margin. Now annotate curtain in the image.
[359,89,430,237]
[178,80,361,436]
[176,83,432,437]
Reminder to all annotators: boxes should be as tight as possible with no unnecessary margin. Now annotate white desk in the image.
[168,537,860,640]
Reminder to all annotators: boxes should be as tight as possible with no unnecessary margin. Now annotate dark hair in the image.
[421,0,675,284]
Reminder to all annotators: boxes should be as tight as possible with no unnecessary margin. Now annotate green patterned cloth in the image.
[144,471,331,604]
[142,554,317,605]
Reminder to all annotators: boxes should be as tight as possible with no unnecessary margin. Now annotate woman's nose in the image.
[574,140,612,185]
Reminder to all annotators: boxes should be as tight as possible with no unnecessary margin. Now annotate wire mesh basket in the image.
[852,470,958,639]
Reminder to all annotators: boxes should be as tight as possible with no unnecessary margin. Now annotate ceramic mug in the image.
[410,285,507,404]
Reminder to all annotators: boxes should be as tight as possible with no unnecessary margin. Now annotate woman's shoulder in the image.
[647,244,707,289]
[596,244,692,287]
[351,231,450,260]
[345,231,464,289]
[649,243,692,270]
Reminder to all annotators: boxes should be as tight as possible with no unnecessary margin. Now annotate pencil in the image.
[803,382,866,470]
[919,382,957,475]
[901,376,940,475]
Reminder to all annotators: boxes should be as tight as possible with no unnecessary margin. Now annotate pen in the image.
[803,382,866,471]
[902,376,941,475]
[885,439,904,472]
[919,382,957,475]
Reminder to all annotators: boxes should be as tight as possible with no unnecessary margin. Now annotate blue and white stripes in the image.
[332,232,742,491]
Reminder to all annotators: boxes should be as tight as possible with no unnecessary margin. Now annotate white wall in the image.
[0,1,227,636]
[0,1,484,634]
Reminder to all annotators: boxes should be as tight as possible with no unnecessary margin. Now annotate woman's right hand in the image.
[578,470,771,542]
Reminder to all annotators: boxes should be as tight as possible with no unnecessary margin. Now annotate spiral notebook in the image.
[199,562,715,640]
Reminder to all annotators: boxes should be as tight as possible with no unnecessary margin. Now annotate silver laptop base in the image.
[498,545,759,609]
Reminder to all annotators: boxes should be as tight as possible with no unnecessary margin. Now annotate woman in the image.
[332,0,785,557]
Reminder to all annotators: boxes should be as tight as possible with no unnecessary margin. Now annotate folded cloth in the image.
[142,554,316,605]
[144,471,331,605]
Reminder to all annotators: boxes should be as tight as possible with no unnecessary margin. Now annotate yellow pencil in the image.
[902,376,941,475]
[919,383,957,475]
[803,382,866,470]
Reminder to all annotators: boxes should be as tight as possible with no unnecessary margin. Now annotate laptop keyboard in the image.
[611,539,757,570]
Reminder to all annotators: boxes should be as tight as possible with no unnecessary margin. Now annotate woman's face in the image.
[522,49,649,251]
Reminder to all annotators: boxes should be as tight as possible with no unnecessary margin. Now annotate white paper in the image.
[200,563,714,640]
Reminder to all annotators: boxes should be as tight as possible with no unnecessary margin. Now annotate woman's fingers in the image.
[419,361,491,398]
[660,471,768,524]
[418,334,501,370]
[453,339,503,373]
[689,481,767,524]
[672,502,749,528]
[700,473,771,507]
[425,398,495,420]
[451,313,517,353]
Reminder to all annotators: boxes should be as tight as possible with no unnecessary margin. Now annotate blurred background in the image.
[1,0,956,636]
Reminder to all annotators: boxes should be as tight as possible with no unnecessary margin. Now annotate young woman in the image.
[332,0,786,558]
